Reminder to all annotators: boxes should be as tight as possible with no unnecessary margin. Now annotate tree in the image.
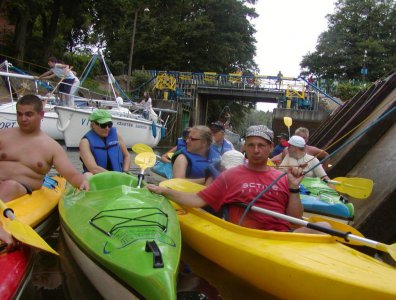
[301,0,396,81]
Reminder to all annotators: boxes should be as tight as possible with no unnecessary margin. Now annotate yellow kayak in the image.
[0,176,66,300]
[172,203,396,300]
[1,176,66,231]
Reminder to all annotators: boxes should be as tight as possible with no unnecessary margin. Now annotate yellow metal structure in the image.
[285,84,306,109]
[171,203,396,300]
[154,73,176,91]
[204,72,217,83]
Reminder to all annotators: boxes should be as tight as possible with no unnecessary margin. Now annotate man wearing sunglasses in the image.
[79,110,130,176]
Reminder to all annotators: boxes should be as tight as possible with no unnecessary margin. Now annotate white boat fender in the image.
[151,121,157,138]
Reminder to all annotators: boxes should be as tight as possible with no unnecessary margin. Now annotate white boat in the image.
[0,101,64,140]
[55,106,163,148]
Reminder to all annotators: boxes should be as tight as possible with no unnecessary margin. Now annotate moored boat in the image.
[55,105,164,148]
[59,172,181,300]
[0,101,63,140]
[169,203,396,299]
[0,175,66,300]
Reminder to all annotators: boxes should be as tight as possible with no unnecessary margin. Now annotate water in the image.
[18,146,278,300]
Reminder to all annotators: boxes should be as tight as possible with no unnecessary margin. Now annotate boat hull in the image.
[172,203,396,300]
[0,102,63,140]
[0,176,66,300]
[59,172,181,300]
[55,106,162,148]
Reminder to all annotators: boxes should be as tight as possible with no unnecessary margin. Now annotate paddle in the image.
[328,177,374,199]
[131,143,154,154]
[135,152,157,188]
[283,116,292,138]
[250,205,396,261]
[0,200,58,255]
[159,178,396,258]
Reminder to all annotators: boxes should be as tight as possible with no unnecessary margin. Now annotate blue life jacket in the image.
[176,138,187,151]
[81,127,123,172]
[210,139,233,155]
[172,147,220,179]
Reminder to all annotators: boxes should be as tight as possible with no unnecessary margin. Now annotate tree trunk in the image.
[42,0,61,59]
[13,13,29,66]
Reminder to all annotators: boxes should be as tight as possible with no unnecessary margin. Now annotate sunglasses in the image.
[95,121,113,129]
[187,136,202,141]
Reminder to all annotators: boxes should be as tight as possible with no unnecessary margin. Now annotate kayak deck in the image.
[60,172,181,300]
[172,203,396,300]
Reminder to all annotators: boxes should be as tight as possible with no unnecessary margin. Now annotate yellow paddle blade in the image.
[377,243,396,261]
[135,152,156,171]
[307,215,364,245]
[267,160,275,166]
[0,199,58,255]
[160,178,205,193]
[2,219,58,255]
[330,177,374,199]
[131,143,154,154]
[283,116,292,128]
[167,152,174,159]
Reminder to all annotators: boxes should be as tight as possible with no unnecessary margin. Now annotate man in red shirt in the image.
[147,125,320,232]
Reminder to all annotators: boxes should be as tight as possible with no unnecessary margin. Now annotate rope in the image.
[239,103,396,225]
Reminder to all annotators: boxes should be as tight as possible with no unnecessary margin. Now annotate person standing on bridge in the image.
[276,71,283,89]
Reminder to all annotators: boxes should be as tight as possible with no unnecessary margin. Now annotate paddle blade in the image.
[307,215,364,245]
[3,219,58,255]
[160,179,205,193]
[283,116,292,128]
[131,144,154,154]
[377,243,396,261]
[135,152,157,171]
[331,177,374,199]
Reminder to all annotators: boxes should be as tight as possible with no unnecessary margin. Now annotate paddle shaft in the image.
[250,205,384,250]
[137,171,144,188]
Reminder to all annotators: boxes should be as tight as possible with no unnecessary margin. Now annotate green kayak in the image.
[59,172,181,300]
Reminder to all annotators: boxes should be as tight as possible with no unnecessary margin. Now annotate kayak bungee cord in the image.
[239,103,396,226]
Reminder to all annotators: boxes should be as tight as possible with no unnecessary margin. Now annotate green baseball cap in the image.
[89,109,112,124]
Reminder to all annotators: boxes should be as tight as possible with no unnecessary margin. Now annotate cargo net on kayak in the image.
[89,207,176,248]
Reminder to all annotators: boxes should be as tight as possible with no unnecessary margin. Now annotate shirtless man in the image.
[0,94,89,249]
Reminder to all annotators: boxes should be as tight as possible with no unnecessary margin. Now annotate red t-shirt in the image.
[198,165,291,231]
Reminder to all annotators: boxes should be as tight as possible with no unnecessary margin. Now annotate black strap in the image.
[145,240,164,268]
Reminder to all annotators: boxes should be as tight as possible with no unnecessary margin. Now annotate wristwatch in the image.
[289,186,300,193]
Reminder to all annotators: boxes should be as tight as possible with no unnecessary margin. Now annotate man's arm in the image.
[117,133,131,172]
[285,166,304,218]
[52,142,89,190]
[79,139,107,174]
[37,70,54,80]
[146,184,207,208]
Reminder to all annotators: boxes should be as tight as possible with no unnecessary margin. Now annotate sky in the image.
[253,0,335,111]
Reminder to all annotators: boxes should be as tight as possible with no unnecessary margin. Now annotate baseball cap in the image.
[245,125,273,143]
[89,109,112,124]
[220,150,245,170]
[276,133,288,139]
[288,135,306,148]
[210,121,225,132]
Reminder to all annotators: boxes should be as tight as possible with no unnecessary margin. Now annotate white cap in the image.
[220,150,245,170]
[288,135,306,148]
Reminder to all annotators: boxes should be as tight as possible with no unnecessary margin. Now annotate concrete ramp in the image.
[309,72,396,244]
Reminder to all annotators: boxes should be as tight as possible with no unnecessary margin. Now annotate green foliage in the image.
[332,81,368,101]
[239,109,273,134]
[301,0,396,81]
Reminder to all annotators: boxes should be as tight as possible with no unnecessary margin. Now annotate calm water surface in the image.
[20,147,278,300]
